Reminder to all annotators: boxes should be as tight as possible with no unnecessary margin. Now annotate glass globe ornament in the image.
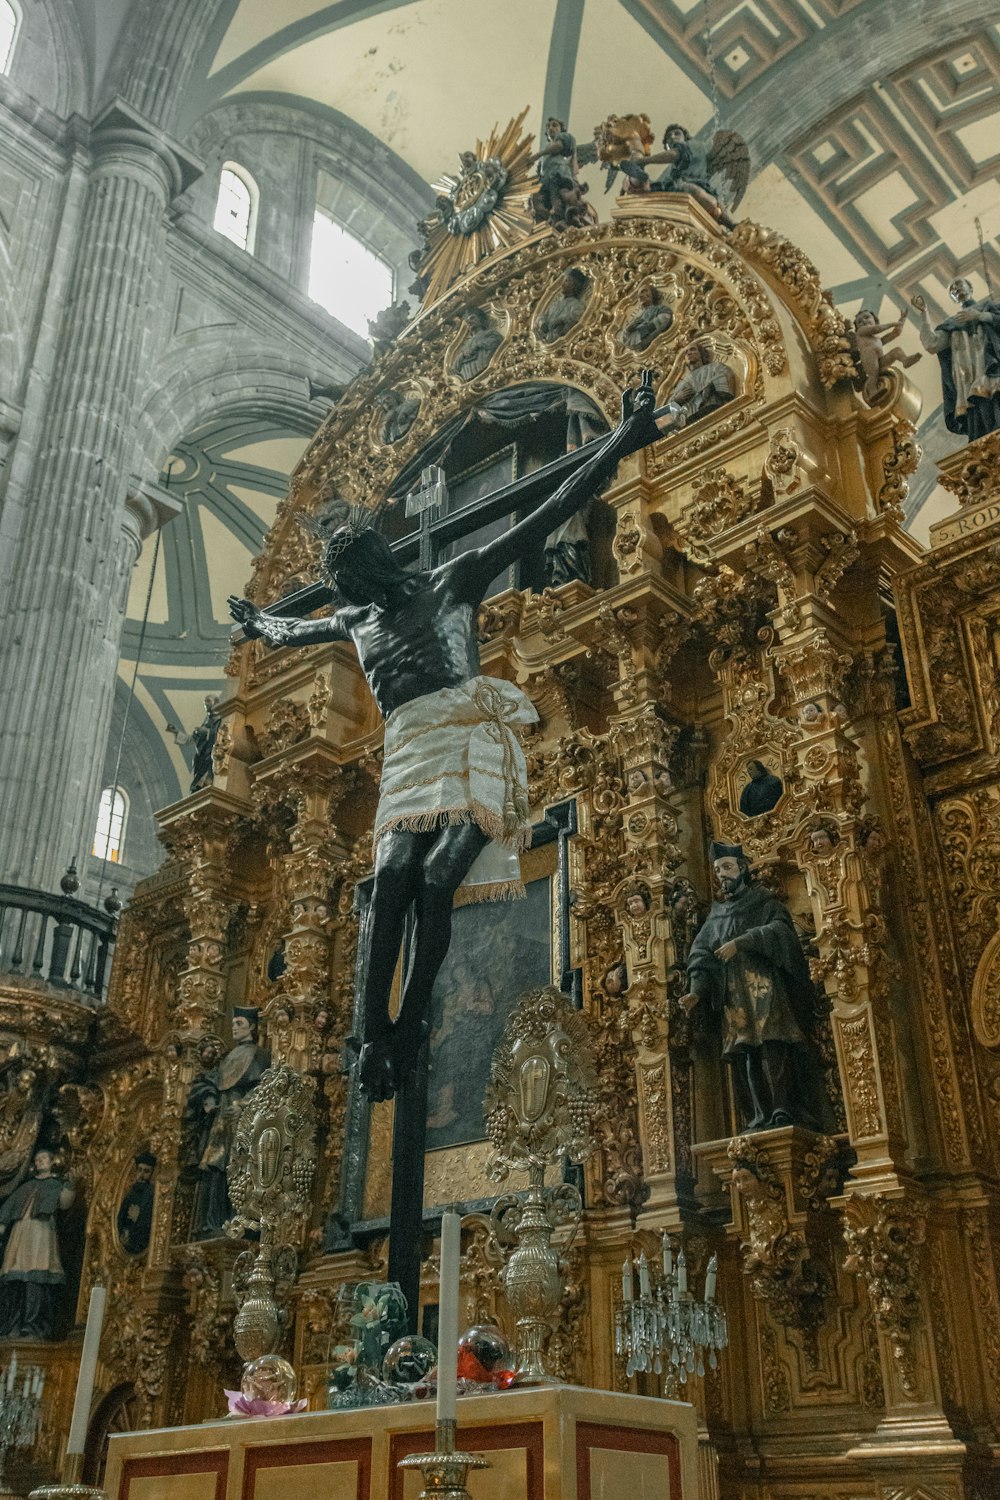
[241,1354,297,1405]
[382,1334,437,1387]
[456,1324,513,1382]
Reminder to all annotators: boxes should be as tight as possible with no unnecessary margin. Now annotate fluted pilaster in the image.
[0,105,199,889]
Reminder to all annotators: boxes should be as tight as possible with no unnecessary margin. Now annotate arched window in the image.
[308,210,393,340]
[213,163,257,253]
[0,0,20,74]
[92,787,128,864]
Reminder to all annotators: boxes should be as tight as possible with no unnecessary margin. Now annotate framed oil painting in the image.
[329,800,578,1249]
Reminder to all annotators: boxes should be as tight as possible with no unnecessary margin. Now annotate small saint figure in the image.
[851,307,920,404]
[912,279,1000,442]
[0,1148,75,1340]
[116,1150,156,1256]
[669,343,737,421]
[536,268,590,345]
[680,842,829,1133]
[167,693,221,794]
[619,282,674,351]
[377,388,420,445]
[453,307,503,381]
[187,1011,270,1240]
[738,759,783,818]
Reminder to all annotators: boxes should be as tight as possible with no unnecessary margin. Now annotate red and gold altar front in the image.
[102,1387,699,1499]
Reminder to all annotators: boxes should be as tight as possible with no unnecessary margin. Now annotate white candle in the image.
[677,1247,687,1296]
[705,1254,717,1303]
[436,1212,461,1425]
[637,1251,651,1301]
[622,1256,634,1303]
[66,1284,106,1455]
[662,1233,672,1281]
[7,1351,16,1392]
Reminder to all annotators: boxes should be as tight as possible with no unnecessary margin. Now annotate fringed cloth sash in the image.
[374,676,538,902]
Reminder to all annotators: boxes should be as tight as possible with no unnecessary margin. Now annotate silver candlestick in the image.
[397,1419,489,1499]
[0,1360,44,1499]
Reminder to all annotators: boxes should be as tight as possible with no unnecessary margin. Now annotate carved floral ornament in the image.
[245,211,846,606]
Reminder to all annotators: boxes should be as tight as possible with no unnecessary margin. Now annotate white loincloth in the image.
[374,676,538,901]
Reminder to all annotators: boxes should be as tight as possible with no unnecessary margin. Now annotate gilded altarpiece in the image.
[20,198,998,1500]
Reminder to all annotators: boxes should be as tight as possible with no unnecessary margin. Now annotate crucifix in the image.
[406,463,449,570]
[229,373,675,1325]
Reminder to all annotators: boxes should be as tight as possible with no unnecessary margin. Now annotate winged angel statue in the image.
[585,117,751,229]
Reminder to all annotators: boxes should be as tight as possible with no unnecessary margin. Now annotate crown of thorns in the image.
[297,499,386,565]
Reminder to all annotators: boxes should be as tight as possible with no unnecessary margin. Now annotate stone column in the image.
[0,101,200,891]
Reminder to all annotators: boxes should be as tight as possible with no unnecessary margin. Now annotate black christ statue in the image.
[229,376,663,1100]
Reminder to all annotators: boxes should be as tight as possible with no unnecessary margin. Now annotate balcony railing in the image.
[0,880,118,1002]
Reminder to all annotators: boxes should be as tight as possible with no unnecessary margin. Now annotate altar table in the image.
[103,1384,699,1499]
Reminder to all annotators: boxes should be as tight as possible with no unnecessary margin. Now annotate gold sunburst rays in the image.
[417,108,536,307]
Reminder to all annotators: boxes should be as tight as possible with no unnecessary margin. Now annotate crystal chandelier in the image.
[616,1235,728,1385]
[0,1354,44,1492]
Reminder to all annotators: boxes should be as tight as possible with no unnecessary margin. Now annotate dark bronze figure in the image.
[229,376,664,1102]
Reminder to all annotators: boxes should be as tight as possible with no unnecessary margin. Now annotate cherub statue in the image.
[619,281,673,351]
[850,306,920,403]
[618,123,750,229]
[912,279,1000,441]
[367,300,412,355]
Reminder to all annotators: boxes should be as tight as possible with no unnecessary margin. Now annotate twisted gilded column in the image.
[0,101,199,889]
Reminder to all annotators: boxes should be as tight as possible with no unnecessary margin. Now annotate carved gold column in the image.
[254,742,346,1072]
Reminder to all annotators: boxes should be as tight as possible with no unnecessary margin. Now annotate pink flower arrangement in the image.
[224,1391,308,1418]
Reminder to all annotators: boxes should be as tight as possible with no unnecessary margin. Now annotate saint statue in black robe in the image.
[738,759,783,817]
[681,843,830,1132]
[0,1149,74,1339]
[116,1151,156,1256]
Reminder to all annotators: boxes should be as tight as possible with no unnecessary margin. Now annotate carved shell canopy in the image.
[248,210,848,607]
[226,1064,316,1234]
[484,985,599,1179]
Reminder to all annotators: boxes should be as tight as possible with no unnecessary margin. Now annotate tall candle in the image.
[677,1247,687,1296]
[704,1253,717,1303]
[66,1284,106,1455]
[7,1351,16,1393]
[662,1233,672,1281]
[622,1255,634,1303]
[637,1251,651,1301]
[436,1211,461,1426]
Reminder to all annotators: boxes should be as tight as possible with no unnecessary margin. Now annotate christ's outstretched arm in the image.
[227,595,353,647]
[453,373,662,602]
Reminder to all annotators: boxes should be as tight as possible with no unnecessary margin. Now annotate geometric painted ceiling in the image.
[122,423,308,794]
